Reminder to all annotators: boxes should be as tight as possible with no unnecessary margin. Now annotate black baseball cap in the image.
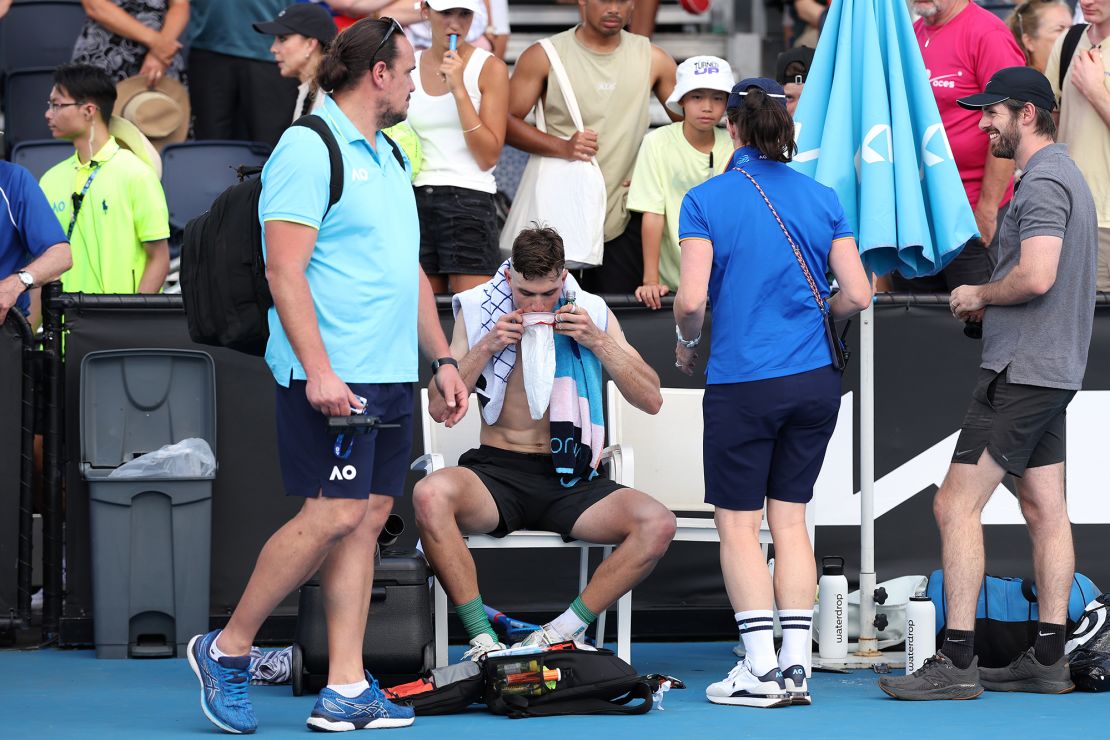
[253,3,338,44]
[776,46,815,85]
[956,66,1056,112]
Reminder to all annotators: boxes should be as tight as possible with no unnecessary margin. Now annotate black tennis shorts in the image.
[458,445,624,541]
[952,367,1075,476]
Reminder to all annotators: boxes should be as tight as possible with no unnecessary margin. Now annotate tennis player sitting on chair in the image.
[413,225,675,660]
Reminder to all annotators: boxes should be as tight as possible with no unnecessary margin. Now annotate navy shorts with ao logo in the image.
[274,380,414,499]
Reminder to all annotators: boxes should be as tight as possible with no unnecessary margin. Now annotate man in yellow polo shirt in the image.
[40,64,169,294]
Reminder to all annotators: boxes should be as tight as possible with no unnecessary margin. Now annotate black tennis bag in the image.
[483,648,660,719]
[1068,594,1110,692]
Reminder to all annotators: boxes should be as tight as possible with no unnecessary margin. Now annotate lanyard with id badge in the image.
[330,395,400,459]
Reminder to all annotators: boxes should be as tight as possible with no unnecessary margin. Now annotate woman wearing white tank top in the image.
[407,0,509,294]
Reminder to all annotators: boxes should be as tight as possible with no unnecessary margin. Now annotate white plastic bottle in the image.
[817,556,848,659]
[905,592,936,674]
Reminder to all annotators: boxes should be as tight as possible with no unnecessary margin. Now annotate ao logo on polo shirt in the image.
[351,168,369,182]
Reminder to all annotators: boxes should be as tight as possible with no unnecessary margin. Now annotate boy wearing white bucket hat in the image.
[627,55,735,309]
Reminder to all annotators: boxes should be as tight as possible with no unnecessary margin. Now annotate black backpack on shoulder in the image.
[483,648,660,719]
[180,116,404,356]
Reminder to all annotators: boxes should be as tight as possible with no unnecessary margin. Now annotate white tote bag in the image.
[499,38,606,269]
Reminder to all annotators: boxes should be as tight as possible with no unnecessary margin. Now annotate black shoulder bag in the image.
[735,167,850,372]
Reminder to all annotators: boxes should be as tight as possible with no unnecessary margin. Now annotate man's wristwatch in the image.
[431,357,459,374]
[16,271,35,291]
[675,325,701,348]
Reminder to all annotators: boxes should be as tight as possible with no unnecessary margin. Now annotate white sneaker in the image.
[782,665,812,705]
[706,660,792,708]
[461,633,505,662]
[513,623,595,651]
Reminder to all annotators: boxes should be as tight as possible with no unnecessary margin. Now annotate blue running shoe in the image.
[307,672,415,732]
[187,630,258,734]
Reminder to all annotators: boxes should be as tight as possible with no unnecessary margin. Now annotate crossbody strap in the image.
[735,166,828,317]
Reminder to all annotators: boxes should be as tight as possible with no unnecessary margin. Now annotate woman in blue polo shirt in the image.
[673,78,872,709]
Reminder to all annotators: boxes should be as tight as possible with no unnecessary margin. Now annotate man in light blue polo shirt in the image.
[0,161,71,326]
[186,19,468,735]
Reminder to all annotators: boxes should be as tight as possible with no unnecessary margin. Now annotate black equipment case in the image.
[291,549,435,695]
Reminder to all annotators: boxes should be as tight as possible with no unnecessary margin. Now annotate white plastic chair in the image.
[411,390,631,665]
[603,381,817,568]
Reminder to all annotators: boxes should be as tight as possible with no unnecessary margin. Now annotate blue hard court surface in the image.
[1,642,1105,738]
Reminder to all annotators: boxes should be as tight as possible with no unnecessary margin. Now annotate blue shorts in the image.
[703,366,841,511]
[274,381,414,499]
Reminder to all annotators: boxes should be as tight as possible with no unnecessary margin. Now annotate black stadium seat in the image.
[0,1,87,81]
[10,139,72,180]
[3,67,56,155]
[161,141,273,234]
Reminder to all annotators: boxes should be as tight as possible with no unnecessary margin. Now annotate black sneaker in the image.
[878,653,983,701]
[979,648,1075,694]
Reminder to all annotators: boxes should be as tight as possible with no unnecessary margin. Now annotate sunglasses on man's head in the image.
[369,17,403,66]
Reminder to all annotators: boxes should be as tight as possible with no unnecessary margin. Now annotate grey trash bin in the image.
[80,349,217,659]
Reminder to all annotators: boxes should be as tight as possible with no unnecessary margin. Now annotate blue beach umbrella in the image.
[789,0,978,278]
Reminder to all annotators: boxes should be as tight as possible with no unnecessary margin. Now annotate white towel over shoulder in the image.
[452,261,606,425]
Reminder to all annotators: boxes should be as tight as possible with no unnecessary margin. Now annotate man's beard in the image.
[914,1,941,18]
[989,122,1020,160]
[378,101,407,129]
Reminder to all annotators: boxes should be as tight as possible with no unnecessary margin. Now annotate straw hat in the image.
[108,115,162,178]
[113,75,190,151]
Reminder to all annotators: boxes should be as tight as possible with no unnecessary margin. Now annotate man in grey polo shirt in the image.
[879,67,1097,701]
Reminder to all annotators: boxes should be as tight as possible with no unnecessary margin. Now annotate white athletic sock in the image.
[736,609,777,676]
[328,679,370,699]
[548,609,589,641]
[210,635,232,662]
[777,608,814,670]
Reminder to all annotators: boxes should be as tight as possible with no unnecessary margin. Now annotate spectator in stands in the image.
[1045,0,1110,291]
[408,0,509,294]
[793,0,828,48]
[40,64,170,294]
[187,0,298,147]
[628,55,735,310]
[487,0,511,59]
[1008,0,1073,73]
[413,226,672,661]
[776,45,814,117]
[674,78,871,708]
[890,0,1025,292]
[0,162,72,327]
[368,0,495,51]
[253,3,338,122]
[507,0,678,294]
[629,0,659,37]
[72,1,189,86]
[186,18,465,734]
